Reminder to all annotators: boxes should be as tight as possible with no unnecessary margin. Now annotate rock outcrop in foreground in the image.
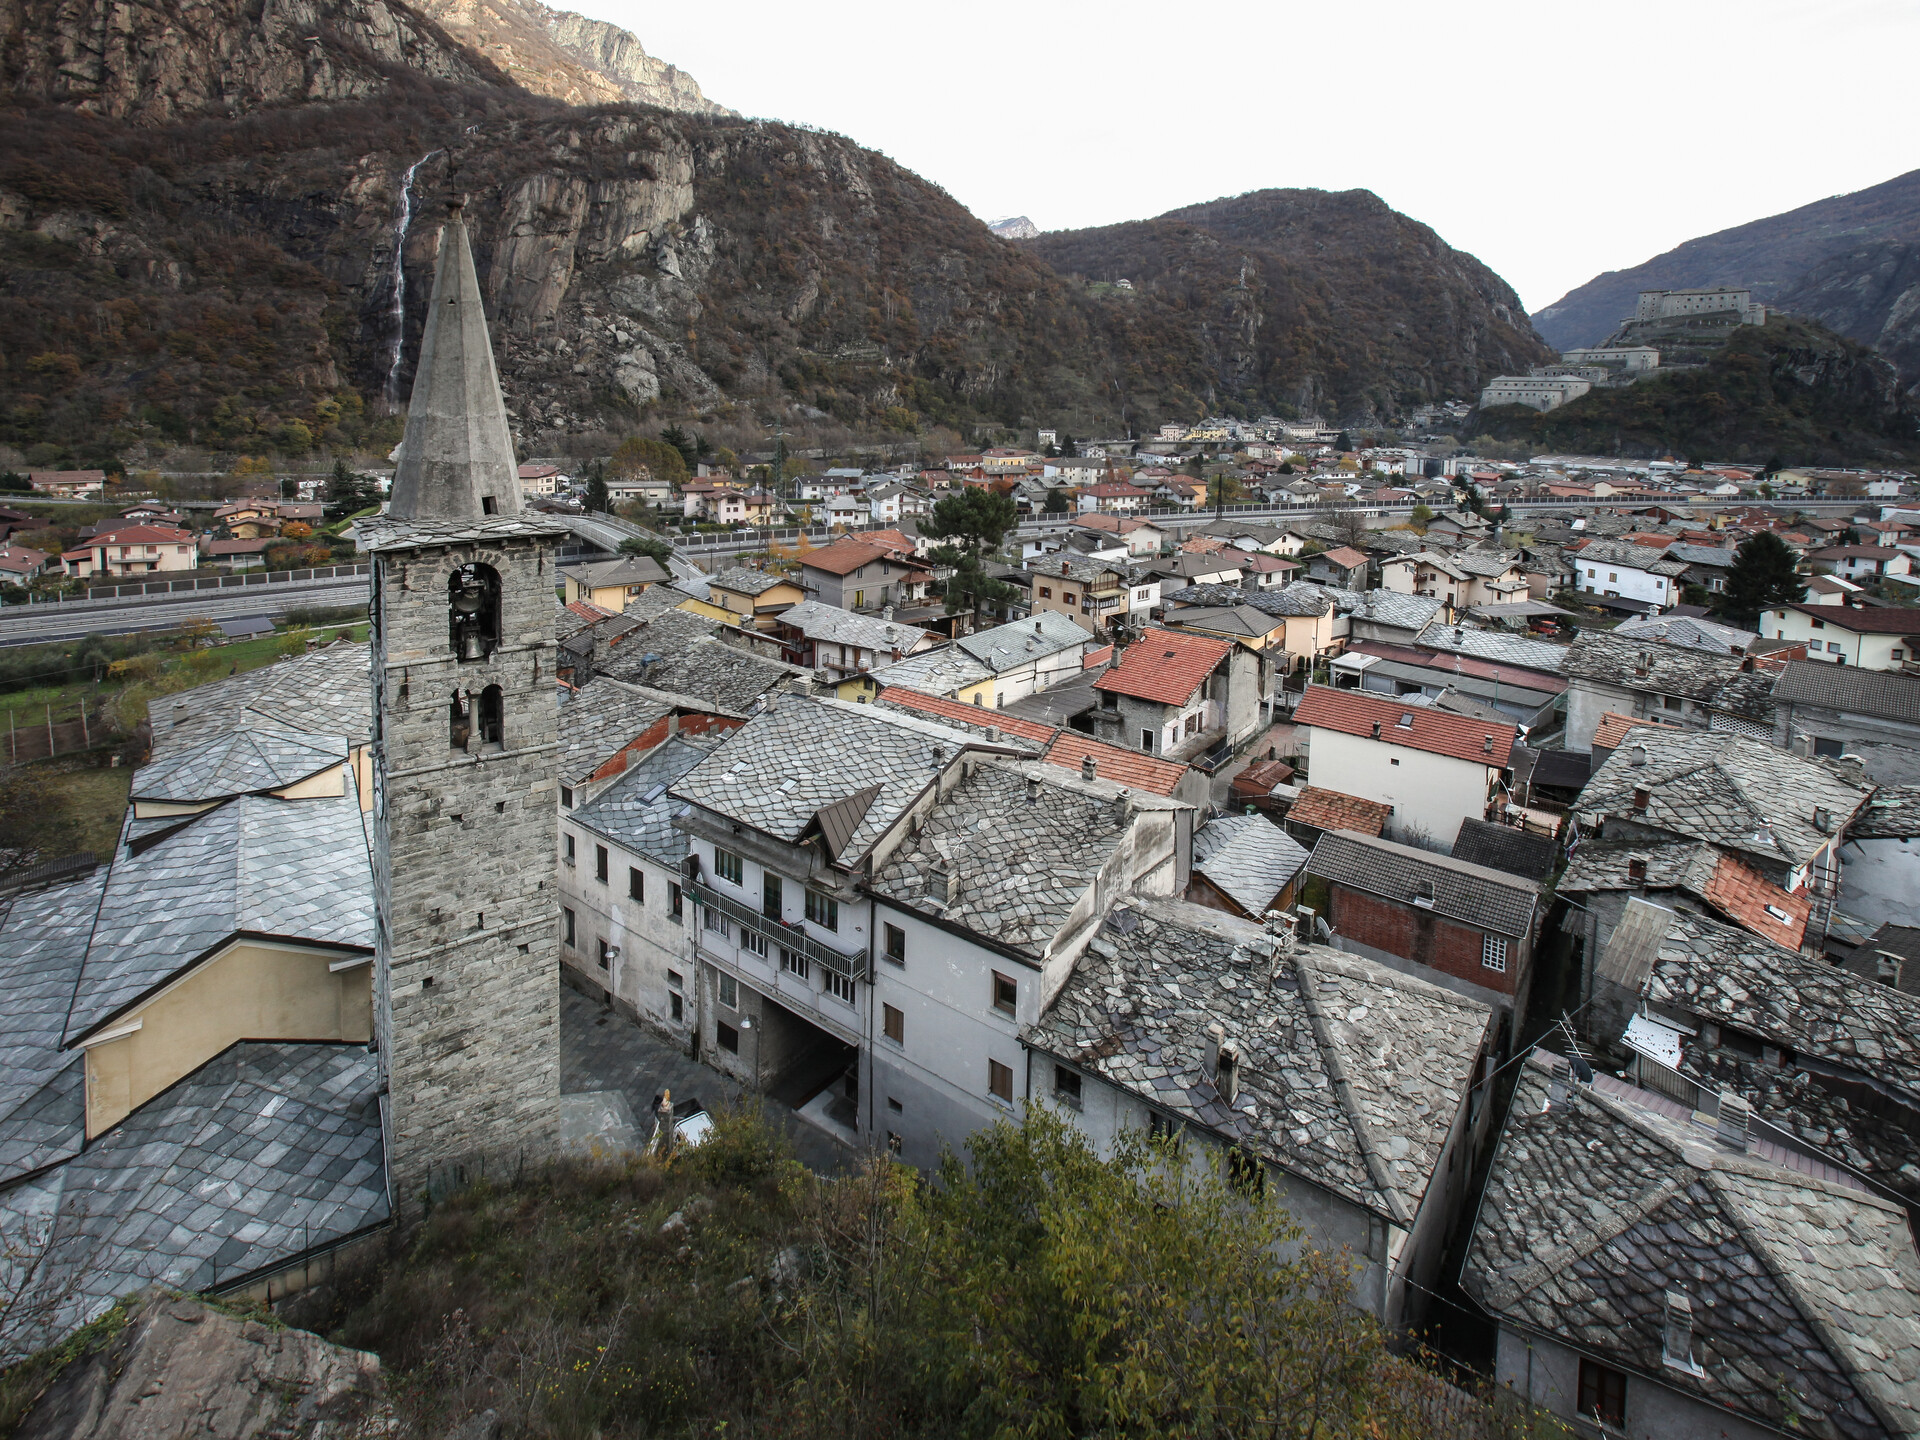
[12,1292,387,1440]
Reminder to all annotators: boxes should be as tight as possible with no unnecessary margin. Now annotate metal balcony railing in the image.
[689,881,867,979]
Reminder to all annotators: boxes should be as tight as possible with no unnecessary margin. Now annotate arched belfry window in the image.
[478,685,504,746]
[449,690,471,749]
[449,563,502,661]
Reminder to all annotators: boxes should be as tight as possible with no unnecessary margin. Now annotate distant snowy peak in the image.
[990,215,1040,240]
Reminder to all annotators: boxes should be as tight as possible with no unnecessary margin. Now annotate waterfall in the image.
[383,151,439,409]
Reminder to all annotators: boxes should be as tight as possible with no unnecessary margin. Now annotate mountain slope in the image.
[411,0,729,114]
[1023,189,1553,423]
[1471,316,1918,465]
[1531,170,1920,351]
[0,0,513,124]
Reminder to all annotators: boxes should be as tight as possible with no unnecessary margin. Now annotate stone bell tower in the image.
[363,201,570,1201]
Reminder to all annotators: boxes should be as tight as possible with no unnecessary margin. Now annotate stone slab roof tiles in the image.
[572,734,724,868]
[1562,630,1749,700]
[357,514,570,551]
[66,776,376,1044]
[557,682,673,785]
[1306,830,1538,939]
[147,643,373,763]
[636,639,801,714]
[3,1043,389,1346]
[1569,538,1689,576]
[0,870,105,1185]
[1850,785,1920,840]
[1642,908,1920,1097]
[868,761,1133,955]
[1614,613,1756,655]
[671,697,1000,865]
[1463,1050,1920,1440]
[706,565,791,597]
[1192,815,1309,916]
[1338,589,1445,632]
[955,611,1092,672]
[778,600,932,653]
[1095,628,1231,706]
[1025,898,1494,1226]
[132,729,347,806]
[867,644,992,695]
[1411,622,1569,675]
[1576,727,1871,871]
[1293,684,1516,767]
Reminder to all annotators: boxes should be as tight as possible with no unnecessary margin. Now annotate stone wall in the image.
[372,532,562,1200]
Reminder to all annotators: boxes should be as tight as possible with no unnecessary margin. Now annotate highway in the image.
[0,576,369,647]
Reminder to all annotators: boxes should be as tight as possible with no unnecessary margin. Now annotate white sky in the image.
[582,0,1919,314]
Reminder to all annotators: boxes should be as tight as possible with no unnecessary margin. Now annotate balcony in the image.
[689,881,867,978]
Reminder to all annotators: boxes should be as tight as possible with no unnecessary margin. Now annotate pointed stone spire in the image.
[389,201,522,522]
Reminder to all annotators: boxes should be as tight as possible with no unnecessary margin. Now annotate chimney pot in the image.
[1716,1091,1750,1151]
[1662,1290,1696,1371]
[1632,787,1650,812]
[1202,1023,1224,1081]
[1627,856,1647,883]
[1081,754,1097,781]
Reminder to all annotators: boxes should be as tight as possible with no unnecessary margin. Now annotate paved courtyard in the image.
[559,983,855,1175]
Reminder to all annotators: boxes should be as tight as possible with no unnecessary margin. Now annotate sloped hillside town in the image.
[5,202,1920,1440]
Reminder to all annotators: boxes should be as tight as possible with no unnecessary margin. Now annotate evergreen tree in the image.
[1718,531,1806,624]
[1333,430,1354,453]
[926,488,1019,624]
[585,459,611,516]
[660,424,698,470]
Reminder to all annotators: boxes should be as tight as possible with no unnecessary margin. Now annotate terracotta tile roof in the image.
[1701,853,1809,950]
[1287,786,1391,836]
[800,539,898,576]
[1318,545,1369,568]
[565,599,617,623]
[1590,711,1686,752]
[1780,602,1920,636]
[1082,644,1113,669]
[1292,685,1516,767]
[1094,628,1232,705]
[877,689,1058,744]
[91,524,194,545]
[1044,732,1189,797]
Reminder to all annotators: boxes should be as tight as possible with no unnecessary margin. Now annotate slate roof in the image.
[66,777,377,1044]
[1160,604,1286,642]
[1191,815,1309,916]
[147,642,373,762]
[1526,747,1591,790]
[1463,1051,1920,1440]
[1772,661,1920,723]
[1641,908,1920,1097]
[593,607,721,685]
[1286,786,1391,836]
[1576,727,1871,871]
[1163,581,1339,618]
[1560,841,1808,949]
[954,611,1090,671]
[132,729,347,804]
[1850,785,1920,840]
[1292,685,1516,767]
[563,554,674,591]
[1339,589,1445,633]
[357,514,569,552]
[706,565,792,598]
[1569,538,1688,576]
[868,761,1139,955]
[867,644,992,695]
[1562,630,1749,699]
[1449,818,1559,881]
[570,734,724,867]
[635,638,801,713]
[1411,622,1568,674]
[2,1043,388,1351]
[777,599,932,653]
[1095,628,1231,706]
[1614,613,1756,655]
[671,698,1000,865]
[1026,898,1494,1226]
[1306,830,1538,939]
[557,682,673,785]
[0,871,104,1185]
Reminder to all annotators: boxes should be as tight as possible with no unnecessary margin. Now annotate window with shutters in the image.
[988,1058,1014,1103]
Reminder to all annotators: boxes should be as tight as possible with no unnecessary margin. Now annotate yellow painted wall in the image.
[273,765,346,800]
[678,596,735,623]
[83,940,373,1137]
[836,674,878,703]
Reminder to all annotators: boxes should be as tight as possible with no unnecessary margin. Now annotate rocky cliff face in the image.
[1774,241,1920,399]
[1023,188,1554,423]
[413,0,729,114]
[0,0,512,124]
[1531,168,1920,373]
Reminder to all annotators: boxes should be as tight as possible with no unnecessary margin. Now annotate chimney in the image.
[930,744,945,769]
[1216,1038,1240,1104]
[883,605,894,621]
[1627,856,1647,883]
[928,864,951,905]
[1629,743,1648,768]
[1547,1057,1572,1107]
[1081,754,1097,781]
[1716,1091,1750,1151]
[1482,734,1494,754]
[1790,732,1812,758]
[1035,619,1044,633]
[1813,806,1831,833]
[1025,774,1039,805]
[1111,787,1130,824]
[1370,720,1382,739]
[1202,1022,1224,1084]
[1662,1291,1696,1371]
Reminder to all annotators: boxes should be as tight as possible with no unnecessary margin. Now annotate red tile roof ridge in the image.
[1043,732,1190,796]
[1094,627,1233,705]
[1287,785,1391,836]
[1292,684,1516,767]
[1702,853,1809,950]
[880,689,1058,744]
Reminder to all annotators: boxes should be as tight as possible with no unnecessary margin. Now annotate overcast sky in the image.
[585,0,1917,315]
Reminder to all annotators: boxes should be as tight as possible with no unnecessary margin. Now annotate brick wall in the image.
[1328,883,1517,996]
[587,711,744,783]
